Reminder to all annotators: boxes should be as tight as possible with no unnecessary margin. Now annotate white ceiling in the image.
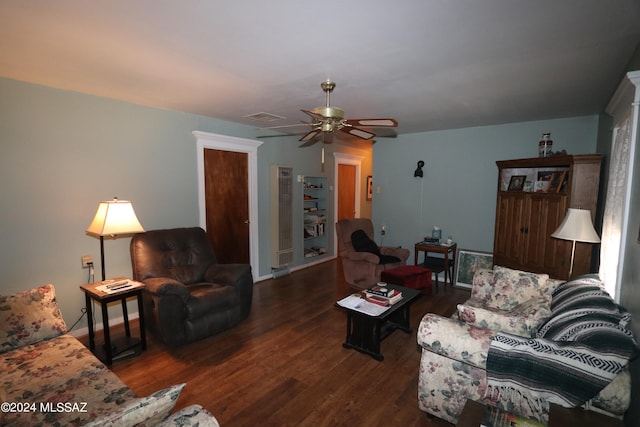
[1,1,640,136]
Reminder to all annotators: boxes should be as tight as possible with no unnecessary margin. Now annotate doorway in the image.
[203,148,249,264]
[337,164,356,220]
[333,153,363,255]
[194,131,262,276]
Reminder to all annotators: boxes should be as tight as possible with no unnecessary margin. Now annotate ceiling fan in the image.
[261,80,398,144]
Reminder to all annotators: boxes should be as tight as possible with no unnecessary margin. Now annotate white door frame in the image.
[333,152,363,256]
[193,131,262,276]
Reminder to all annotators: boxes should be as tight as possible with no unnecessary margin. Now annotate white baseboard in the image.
[69,311,140,338]
[254,255,337,282]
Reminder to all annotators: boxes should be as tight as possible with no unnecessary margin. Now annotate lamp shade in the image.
[86,197,144,237]
[551,208,600,243]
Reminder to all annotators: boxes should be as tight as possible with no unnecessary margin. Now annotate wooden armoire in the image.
[492,154,602,280]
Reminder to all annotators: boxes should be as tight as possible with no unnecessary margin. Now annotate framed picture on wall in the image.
[366,176,373,200]
[454,249,494,288]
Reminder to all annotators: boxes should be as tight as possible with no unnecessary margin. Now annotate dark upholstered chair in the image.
[335,218,410,289]
[130,227,253,347]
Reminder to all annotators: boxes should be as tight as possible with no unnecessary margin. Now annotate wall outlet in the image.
[81,255,93,268]
[381,224,386,236]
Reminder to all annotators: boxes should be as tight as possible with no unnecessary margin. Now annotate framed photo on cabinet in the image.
[508,175,526,191]
[549,171,567,192]
[535,170,553,192]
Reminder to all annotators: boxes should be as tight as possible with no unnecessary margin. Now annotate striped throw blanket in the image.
[486,275,638,414]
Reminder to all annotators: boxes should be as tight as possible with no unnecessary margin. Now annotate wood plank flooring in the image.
[81,259,471,427]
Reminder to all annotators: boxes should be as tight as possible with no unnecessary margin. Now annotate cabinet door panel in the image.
[524,195,546,270]
[544,196,569,278]
[494,193,527,267]
[525,195,568,277]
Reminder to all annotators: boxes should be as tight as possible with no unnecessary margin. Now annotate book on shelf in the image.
[480,405,546,427]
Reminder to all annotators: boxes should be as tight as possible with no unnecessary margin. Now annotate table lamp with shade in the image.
[551,208,600,279]
[86,197,144,281]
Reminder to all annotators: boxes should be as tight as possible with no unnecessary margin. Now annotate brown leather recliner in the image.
[335,218,410,289]
[130,227,253,347]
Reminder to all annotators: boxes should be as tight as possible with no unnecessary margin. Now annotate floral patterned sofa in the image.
[417,267,638,425]
[0,284,220,426]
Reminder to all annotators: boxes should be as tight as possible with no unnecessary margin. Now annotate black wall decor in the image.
[414,160,424,178]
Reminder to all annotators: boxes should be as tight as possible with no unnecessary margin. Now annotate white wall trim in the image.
[615,73,640,300]
[193,131,263,276]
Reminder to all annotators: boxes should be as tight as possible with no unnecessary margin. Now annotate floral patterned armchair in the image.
[417,267,633,425]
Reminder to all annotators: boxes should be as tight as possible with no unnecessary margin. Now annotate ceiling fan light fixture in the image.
[261,80,398,150]
[313,106,344,120]
[322,122,333,132]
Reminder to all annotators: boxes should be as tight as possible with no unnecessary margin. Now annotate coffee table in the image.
[336,284,421,361]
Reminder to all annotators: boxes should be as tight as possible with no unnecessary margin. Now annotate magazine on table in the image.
[337,294,390,316]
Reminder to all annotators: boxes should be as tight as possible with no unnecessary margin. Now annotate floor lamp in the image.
[551,208,600,279]
[86,197,144,281]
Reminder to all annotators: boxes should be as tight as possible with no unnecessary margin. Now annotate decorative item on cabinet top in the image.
[499,158,571,194]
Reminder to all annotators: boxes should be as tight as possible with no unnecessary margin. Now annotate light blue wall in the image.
[372,116,601,264]
[0,77,370,331]
[0,77,602,332]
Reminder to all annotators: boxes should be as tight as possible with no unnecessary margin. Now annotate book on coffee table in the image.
[364,290,402,305]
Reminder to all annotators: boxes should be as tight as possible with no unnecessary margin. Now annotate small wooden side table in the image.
[80,278,146,365]
[414,242,457,286]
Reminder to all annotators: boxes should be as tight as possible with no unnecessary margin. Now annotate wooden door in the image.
[204,148,250,264]
[337,164,356,220]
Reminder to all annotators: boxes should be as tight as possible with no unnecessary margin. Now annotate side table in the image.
[80,278,146,365]
[414,242,456,286]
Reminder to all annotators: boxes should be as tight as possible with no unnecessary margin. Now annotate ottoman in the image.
[381,265,432,295]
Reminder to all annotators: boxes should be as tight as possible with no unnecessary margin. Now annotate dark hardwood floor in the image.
[80,259,471,427]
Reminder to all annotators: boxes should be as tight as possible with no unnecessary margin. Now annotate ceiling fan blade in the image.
[340,126,376,140]
[299,129,322,142]
[344,118,398,127]
[301,109,326,121]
